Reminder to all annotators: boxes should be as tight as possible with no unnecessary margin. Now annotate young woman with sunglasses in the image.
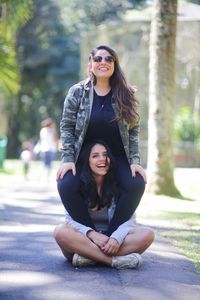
[57,44,147,238]
[54,140,154,268]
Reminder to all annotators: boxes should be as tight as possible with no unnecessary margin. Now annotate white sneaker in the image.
[112,253,142,269]
[72,253,96,267]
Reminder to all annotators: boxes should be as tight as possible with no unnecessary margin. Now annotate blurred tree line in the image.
[1,0,199,158]
[0,0,146,157]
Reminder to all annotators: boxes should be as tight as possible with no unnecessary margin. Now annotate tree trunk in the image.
[7,95,22,158]
[147,0,180,196]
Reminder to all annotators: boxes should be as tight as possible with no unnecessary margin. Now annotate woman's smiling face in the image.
[89,144,110,177]
[89,49,115,80]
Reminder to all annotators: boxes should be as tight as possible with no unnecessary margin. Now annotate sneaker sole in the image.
[134,253,143,269]
[72,253,79,267]
[72,253,96,267]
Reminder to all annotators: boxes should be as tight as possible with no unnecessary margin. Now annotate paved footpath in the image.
[0,168,200,300]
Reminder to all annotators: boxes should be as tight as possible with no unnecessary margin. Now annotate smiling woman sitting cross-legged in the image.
[54,140,154,269]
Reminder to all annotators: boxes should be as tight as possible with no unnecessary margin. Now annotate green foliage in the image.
[0,0,33,95]
[70,0,132,27]
[57,0,146,29]
[0,25,19,94]
[174,106,200,142]
[1,0,33,34]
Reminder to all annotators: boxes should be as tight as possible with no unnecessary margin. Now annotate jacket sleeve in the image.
[129,124,140,165]
[65,211,93,236]
[110,213,137,246]
[60,85,81,163]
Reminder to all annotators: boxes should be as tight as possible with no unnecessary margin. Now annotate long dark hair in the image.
[89,44,139,127]
[79,140,118,210]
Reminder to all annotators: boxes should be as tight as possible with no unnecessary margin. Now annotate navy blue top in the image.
[83,89,125,156]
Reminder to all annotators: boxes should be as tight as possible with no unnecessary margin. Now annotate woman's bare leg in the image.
[54,224,112,265]
[116,227,155,256]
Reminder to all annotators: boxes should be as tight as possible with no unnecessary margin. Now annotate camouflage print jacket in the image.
[60,78,140,165]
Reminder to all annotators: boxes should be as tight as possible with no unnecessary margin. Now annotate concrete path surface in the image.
[0,168,200,300]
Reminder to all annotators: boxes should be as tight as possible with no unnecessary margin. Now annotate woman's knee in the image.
[143,227,155,243]
[53,224,75,245]
[53,224,65,241]
[138,227,155,249]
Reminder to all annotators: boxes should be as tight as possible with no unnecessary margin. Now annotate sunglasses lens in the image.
[93,56,114,63]
[93,56,102,62]
[105,56,114,63]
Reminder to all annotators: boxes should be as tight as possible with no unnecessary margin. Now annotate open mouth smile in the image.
[96,164,107,168]
[98,67,109,71]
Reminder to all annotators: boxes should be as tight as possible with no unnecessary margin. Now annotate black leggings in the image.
[57,155,145,235]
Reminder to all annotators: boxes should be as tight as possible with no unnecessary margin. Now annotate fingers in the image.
[72,164,76,176]
[141,169,147,183]
[101,238,119,255]
[56,166,67,180]
[88,231,109,248]
[131,164,147,183]
[60,168,67,179]
[136,166,147,183]
[131,167,136,177]
[99,241,108,249]
[56,163,76,180]
[102,246,118,256]
[56,169,62,180]
[93,236,107,248]
[98,237,109,248]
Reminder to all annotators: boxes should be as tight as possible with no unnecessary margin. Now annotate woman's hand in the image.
[87,231,109,249]
[56,162,76,180]
[102,238,120,256]
[130,164,147,183]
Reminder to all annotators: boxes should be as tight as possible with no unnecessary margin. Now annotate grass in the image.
[137,168,200,273]
[1,160,200,273]
[0,159,23,175]
[138,208,200,273]
[0,167,15,175]
[161,229,200,273]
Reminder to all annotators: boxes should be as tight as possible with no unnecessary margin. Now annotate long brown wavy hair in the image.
[79,140,118,210]
[89,45,139,127]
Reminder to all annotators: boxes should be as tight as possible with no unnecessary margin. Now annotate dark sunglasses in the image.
[92,55,115,63]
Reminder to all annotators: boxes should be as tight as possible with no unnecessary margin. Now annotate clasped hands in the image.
[87,230,120,256]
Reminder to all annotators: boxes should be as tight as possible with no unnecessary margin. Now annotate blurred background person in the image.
[20,141,34,180]
[37,118,59,178]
